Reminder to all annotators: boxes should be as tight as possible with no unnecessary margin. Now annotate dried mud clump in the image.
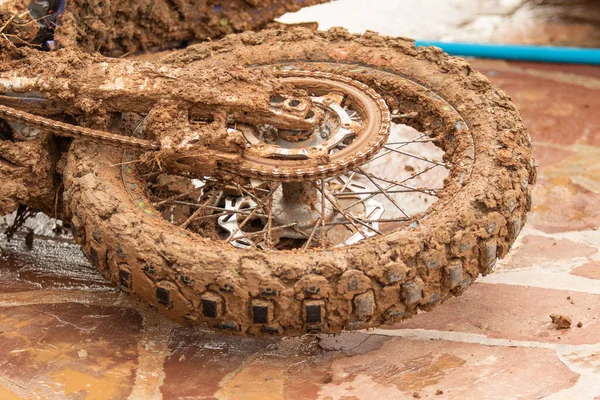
[0,138,57,217]
[0,0,39,44]
[550,314,572,329]
[56,0,331,56]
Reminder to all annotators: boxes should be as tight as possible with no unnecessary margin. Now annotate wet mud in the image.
[57,0,330,56]
[0,233,111,293]
[57,29,533,334]
[0,134,57,217]
[0,3,535,335]
[0,0,39,45]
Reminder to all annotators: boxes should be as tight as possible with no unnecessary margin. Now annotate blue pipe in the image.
[414,41,600,65]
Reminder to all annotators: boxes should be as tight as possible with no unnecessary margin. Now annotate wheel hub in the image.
[270,182,334,238]
[220,71,391,181]
[234,92,359,162]
[217,178,384,249]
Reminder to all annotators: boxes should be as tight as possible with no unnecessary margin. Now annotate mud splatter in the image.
[343,353,466,392]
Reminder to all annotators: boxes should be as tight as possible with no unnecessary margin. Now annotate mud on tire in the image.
[64,28,535,336]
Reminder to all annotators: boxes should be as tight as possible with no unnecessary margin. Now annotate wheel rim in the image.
[121,62,475,252]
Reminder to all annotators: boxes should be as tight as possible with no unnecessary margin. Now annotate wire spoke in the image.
[301,179,333,251]
[152,186,204,207]
[325,217,410,226]
[355,172,440,197]
[179,189,222,229]
[229,180,277,248]
[239,223,299,240]
[191,211,231,221]
[382,146,446,167]
[226,183,281,243]
[172,201,268,218]
[340,171,356,192]
[361,133,429,167]
[289,225,311,239]
[231,181,270,213]
[266,182,275,248]
[310,181,367,237]
[342,164,438,212]
[386,138,437,145]
[320,179,327,239]
[333,188,439,197]
[312,181,383,236]
[356,167,410,219]
[302,217,322,252]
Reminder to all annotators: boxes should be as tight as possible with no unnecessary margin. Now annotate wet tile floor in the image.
[1,1,600,399]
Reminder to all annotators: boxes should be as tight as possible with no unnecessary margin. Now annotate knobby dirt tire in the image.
[63,28,535,336]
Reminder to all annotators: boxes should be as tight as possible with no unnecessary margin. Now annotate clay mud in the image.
[0,2,534,335]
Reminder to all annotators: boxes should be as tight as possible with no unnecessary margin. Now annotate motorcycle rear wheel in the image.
[64,28,535,335]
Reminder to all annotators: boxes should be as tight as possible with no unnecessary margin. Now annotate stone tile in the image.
[554,344,600,398]
[161,329,265,399]
[388,283,600,345]
[317,332,389,356]
[0,303,143,399]
[161,327,335,400]
[184,354,333,400]
[502,62,600,81]
[160,329,390,399]
[529,146,600,233]
[319,338,579,400]
[217,358,287,400]
[532,143,575,170]
[502,235,598,269]
[475,65,600,147]
[283,357,336,400]
[219,358,310,400]
[0,386,23,400]
[572,261,600,281]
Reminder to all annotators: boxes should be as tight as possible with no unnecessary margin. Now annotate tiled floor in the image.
[1,1,599,399]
